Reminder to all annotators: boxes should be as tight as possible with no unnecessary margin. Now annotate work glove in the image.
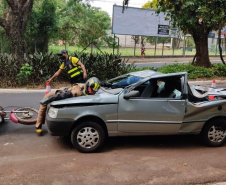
[100,81,112,88]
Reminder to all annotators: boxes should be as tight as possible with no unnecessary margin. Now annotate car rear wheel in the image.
[71,121,106,153]
[201,118,226,147]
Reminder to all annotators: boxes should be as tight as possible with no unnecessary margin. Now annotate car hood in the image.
[190,84,226,98]
[50,91,119,106]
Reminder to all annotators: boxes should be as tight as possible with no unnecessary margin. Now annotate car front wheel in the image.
[201,118,226,147]
[71,121,106,153]
[0,115,3,123]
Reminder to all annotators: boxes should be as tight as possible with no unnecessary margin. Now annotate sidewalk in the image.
[0,88,52,93]
[125,56,223,63]
[0,79,226,94]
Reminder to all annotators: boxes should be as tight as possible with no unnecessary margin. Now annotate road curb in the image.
[0,89,56,93]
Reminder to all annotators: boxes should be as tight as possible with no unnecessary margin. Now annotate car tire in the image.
[71,121,106,153]
[201,118,226,147]
[0,115,4,123]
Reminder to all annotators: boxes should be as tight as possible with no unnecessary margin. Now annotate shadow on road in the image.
[0,120,9,134]
[57,134,224,153]
[102,135,206,152]
[50,134,226,153]
[2,120,225,153]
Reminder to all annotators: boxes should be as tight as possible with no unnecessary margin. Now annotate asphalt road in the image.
[128,57,223,68]
[1,92,226,185]
[122,56,224,68]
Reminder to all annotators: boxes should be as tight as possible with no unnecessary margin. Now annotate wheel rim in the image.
[77,127,99,149]
[208,125,226,143]
[15,108,38,120]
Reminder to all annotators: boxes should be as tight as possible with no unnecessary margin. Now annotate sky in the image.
[90,0,147,17]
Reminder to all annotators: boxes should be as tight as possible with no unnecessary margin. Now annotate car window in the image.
[112,76,143,88]
[156,78,182,98]
[132,76,182,99]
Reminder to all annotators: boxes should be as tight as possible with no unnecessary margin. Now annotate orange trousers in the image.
[35,84,84,128]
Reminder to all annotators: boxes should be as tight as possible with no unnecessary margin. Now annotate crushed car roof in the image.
[129,70,162,78]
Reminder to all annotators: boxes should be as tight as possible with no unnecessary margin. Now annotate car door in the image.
[117,74,187,134]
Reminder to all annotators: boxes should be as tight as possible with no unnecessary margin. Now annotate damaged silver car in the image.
[46,70,226,153]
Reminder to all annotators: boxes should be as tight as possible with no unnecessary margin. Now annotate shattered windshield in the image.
[112,76,143,88]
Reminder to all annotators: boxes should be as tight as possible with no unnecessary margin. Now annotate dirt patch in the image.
[36,81,71,89]
[8,81,72,90]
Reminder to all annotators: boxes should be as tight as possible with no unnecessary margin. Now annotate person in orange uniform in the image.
[35,77,100,134]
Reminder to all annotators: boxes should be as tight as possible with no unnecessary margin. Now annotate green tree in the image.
[142,0,157,9]
[25,0,57,53]
[0,0,10,53]
[56,0,84,48]
[0,28,10,53]
[77,7,111,48]
[155,0,226,68]
[0,0,34,63]
[56,0,111,49]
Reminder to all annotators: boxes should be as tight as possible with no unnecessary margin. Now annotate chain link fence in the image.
[112,36,226,57]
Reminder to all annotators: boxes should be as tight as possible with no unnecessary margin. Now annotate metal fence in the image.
[112,36,226,57]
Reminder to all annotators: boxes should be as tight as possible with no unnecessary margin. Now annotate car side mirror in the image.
[123,91,140,100]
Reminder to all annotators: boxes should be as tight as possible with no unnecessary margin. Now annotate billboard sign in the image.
[112,5,178,38]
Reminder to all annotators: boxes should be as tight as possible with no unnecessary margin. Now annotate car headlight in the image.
[48,107,58,118]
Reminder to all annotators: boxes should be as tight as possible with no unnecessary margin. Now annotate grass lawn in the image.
[49,45,219,57]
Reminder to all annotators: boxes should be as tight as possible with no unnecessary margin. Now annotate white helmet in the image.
[85,77,100,95]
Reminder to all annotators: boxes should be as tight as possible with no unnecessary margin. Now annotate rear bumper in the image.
[46,114,75,136]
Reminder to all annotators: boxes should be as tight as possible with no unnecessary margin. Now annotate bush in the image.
[24,52,66,84]
[0,53,19,87]
[74,51,135,81]
[0,52,65,87]
[212,63,226,76]
[0,52,136,87]
[1,51,226,88]
[136,63,217,79]
[17,63,33,85]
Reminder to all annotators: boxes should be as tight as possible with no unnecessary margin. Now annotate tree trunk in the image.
[192,53,196,65]
[225,36,226,55]
[192,27,211,68]
[218,22,225,64]
[176,38,181,49]
[0,0,34,63]
[42,34,49,53]
[9,17,26,63]
[134,42,136,56]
